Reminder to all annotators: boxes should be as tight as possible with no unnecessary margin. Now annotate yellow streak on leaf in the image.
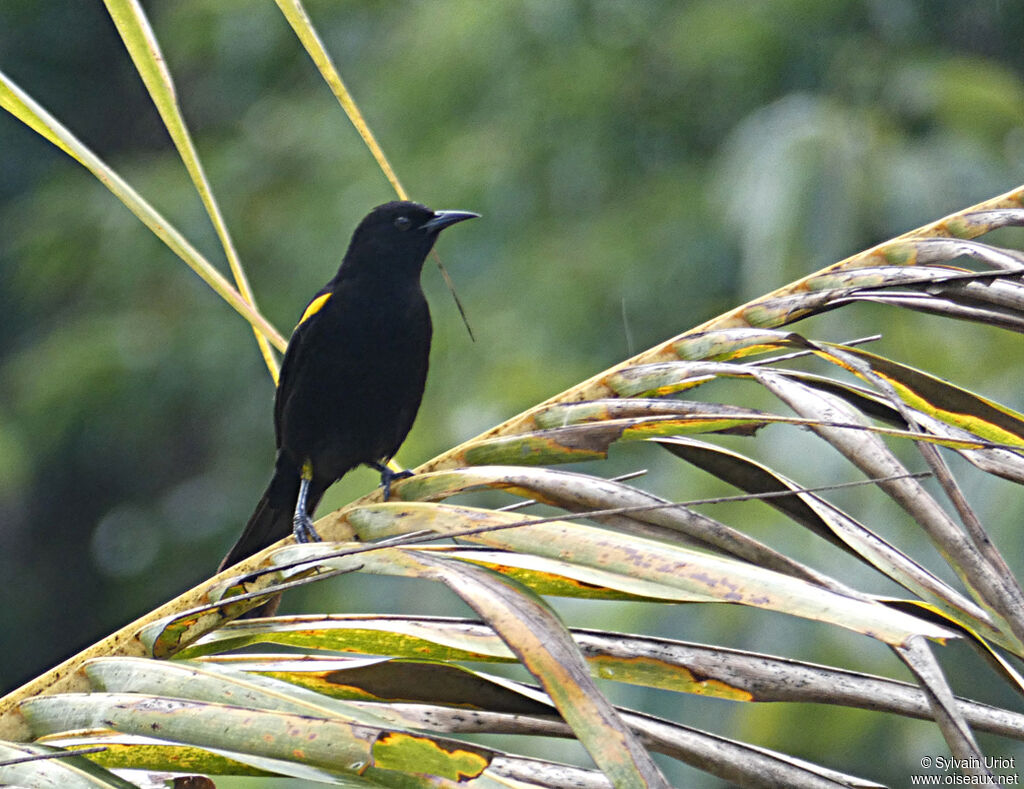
[373,732,489,780]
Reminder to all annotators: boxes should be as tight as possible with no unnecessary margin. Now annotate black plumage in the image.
[220,200,477,578]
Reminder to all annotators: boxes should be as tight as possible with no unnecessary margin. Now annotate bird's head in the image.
[341,201,479,278]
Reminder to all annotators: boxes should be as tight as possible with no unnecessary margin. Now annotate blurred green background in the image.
[2,1,1024,785]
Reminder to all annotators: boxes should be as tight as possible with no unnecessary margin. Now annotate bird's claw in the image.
[378,467,414,501]
[293,512,322,543]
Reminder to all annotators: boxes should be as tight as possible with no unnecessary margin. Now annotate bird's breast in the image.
[275,281,432,477]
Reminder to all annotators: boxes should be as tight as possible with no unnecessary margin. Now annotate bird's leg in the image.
[293,459,322,543]
[371,462,414,501]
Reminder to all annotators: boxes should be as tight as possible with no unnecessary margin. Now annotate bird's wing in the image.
[273,282,334,446]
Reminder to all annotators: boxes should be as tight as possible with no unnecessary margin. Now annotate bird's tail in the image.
[217,456,326,615]
[218,486,292,573]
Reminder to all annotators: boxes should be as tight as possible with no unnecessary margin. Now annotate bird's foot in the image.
[293,511,321,543]
[374,464,414,501]
[292,466,321,543]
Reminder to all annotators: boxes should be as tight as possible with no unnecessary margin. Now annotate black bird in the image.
[220,200,478,578]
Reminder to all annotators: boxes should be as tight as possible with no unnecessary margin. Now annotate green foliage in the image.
[2,2,1024,787]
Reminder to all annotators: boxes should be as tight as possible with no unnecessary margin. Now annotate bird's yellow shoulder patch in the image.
[298,292,332,327]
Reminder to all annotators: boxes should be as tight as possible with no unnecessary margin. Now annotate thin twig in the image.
[229,471,932,585]
[496,469,649,513]
[0,746,108,767]
[748,334,883,367]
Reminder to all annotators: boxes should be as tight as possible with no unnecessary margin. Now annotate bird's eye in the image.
[394,216,412,231]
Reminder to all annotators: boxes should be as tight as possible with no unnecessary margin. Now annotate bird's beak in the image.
[420,209,480,233]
